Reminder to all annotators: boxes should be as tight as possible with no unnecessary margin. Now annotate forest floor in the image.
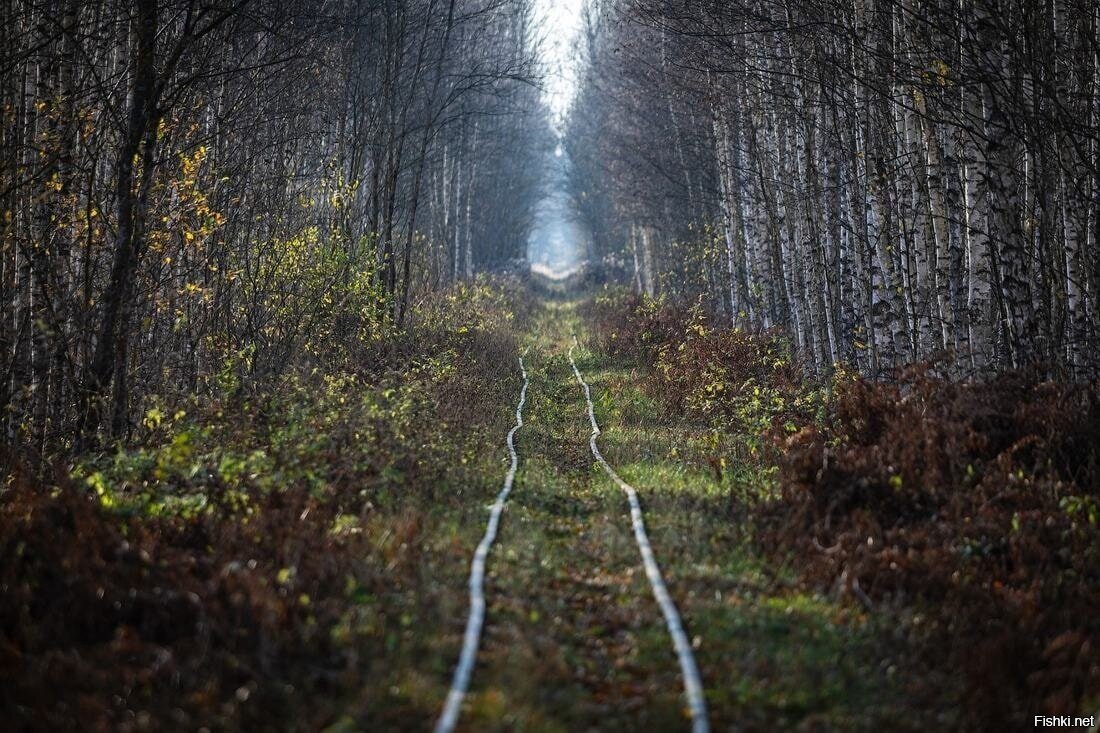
[5,282,1098,731]
[427,298,940,732]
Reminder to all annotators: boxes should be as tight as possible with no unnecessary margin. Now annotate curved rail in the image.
[568,337,709,733]
[434,356,529,733]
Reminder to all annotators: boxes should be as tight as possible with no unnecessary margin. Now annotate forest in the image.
[2,0,546,452]
[2,0,1098,731]
[570,0,1100,378]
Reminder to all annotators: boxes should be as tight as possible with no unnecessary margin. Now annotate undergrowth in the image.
[587,286,1100,729]
[0,277,532,731]
[773,369,1100,728]
[584,290,819,499]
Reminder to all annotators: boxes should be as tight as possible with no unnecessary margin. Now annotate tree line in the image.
[1,0,547,454]
[568,0,1099,378]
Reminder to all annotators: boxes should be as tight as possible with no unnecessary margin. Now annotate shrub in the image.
[0,277,531,730]
[583,288,689,363]
[768,370,1100,726]
[587,287,818,468]
[590,287,1100,725]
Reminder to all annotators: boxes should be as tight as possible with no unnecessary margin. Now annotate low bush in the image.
[590,287,1100,727]
[0,278,531,730]
[0,465,369,730]
[769,369,1100,727]
[586,287,817,477]
[583,289,690,363]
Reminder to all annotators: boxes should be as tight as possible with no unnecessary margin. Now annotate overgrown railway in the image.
[436,327,710,731]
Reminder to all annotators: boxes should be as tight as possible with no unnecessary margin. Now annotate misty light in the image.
[529,0,588,277]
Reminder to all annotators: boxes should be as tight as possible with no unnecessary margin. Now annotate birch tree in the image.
[568,0,1100,377]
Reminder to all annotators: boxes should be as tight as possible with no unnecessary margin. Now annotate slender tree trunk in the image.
[78,0,159,445]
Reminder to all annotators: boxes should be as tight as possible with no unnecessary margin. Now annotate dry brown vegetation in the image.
[1,279,532,731]
[776,370,1100,728]
[588,288,1100,728]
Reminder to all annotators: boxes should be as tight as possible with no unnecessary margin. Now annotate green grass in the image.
[7,287,950,732]
[427,298,931,731]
